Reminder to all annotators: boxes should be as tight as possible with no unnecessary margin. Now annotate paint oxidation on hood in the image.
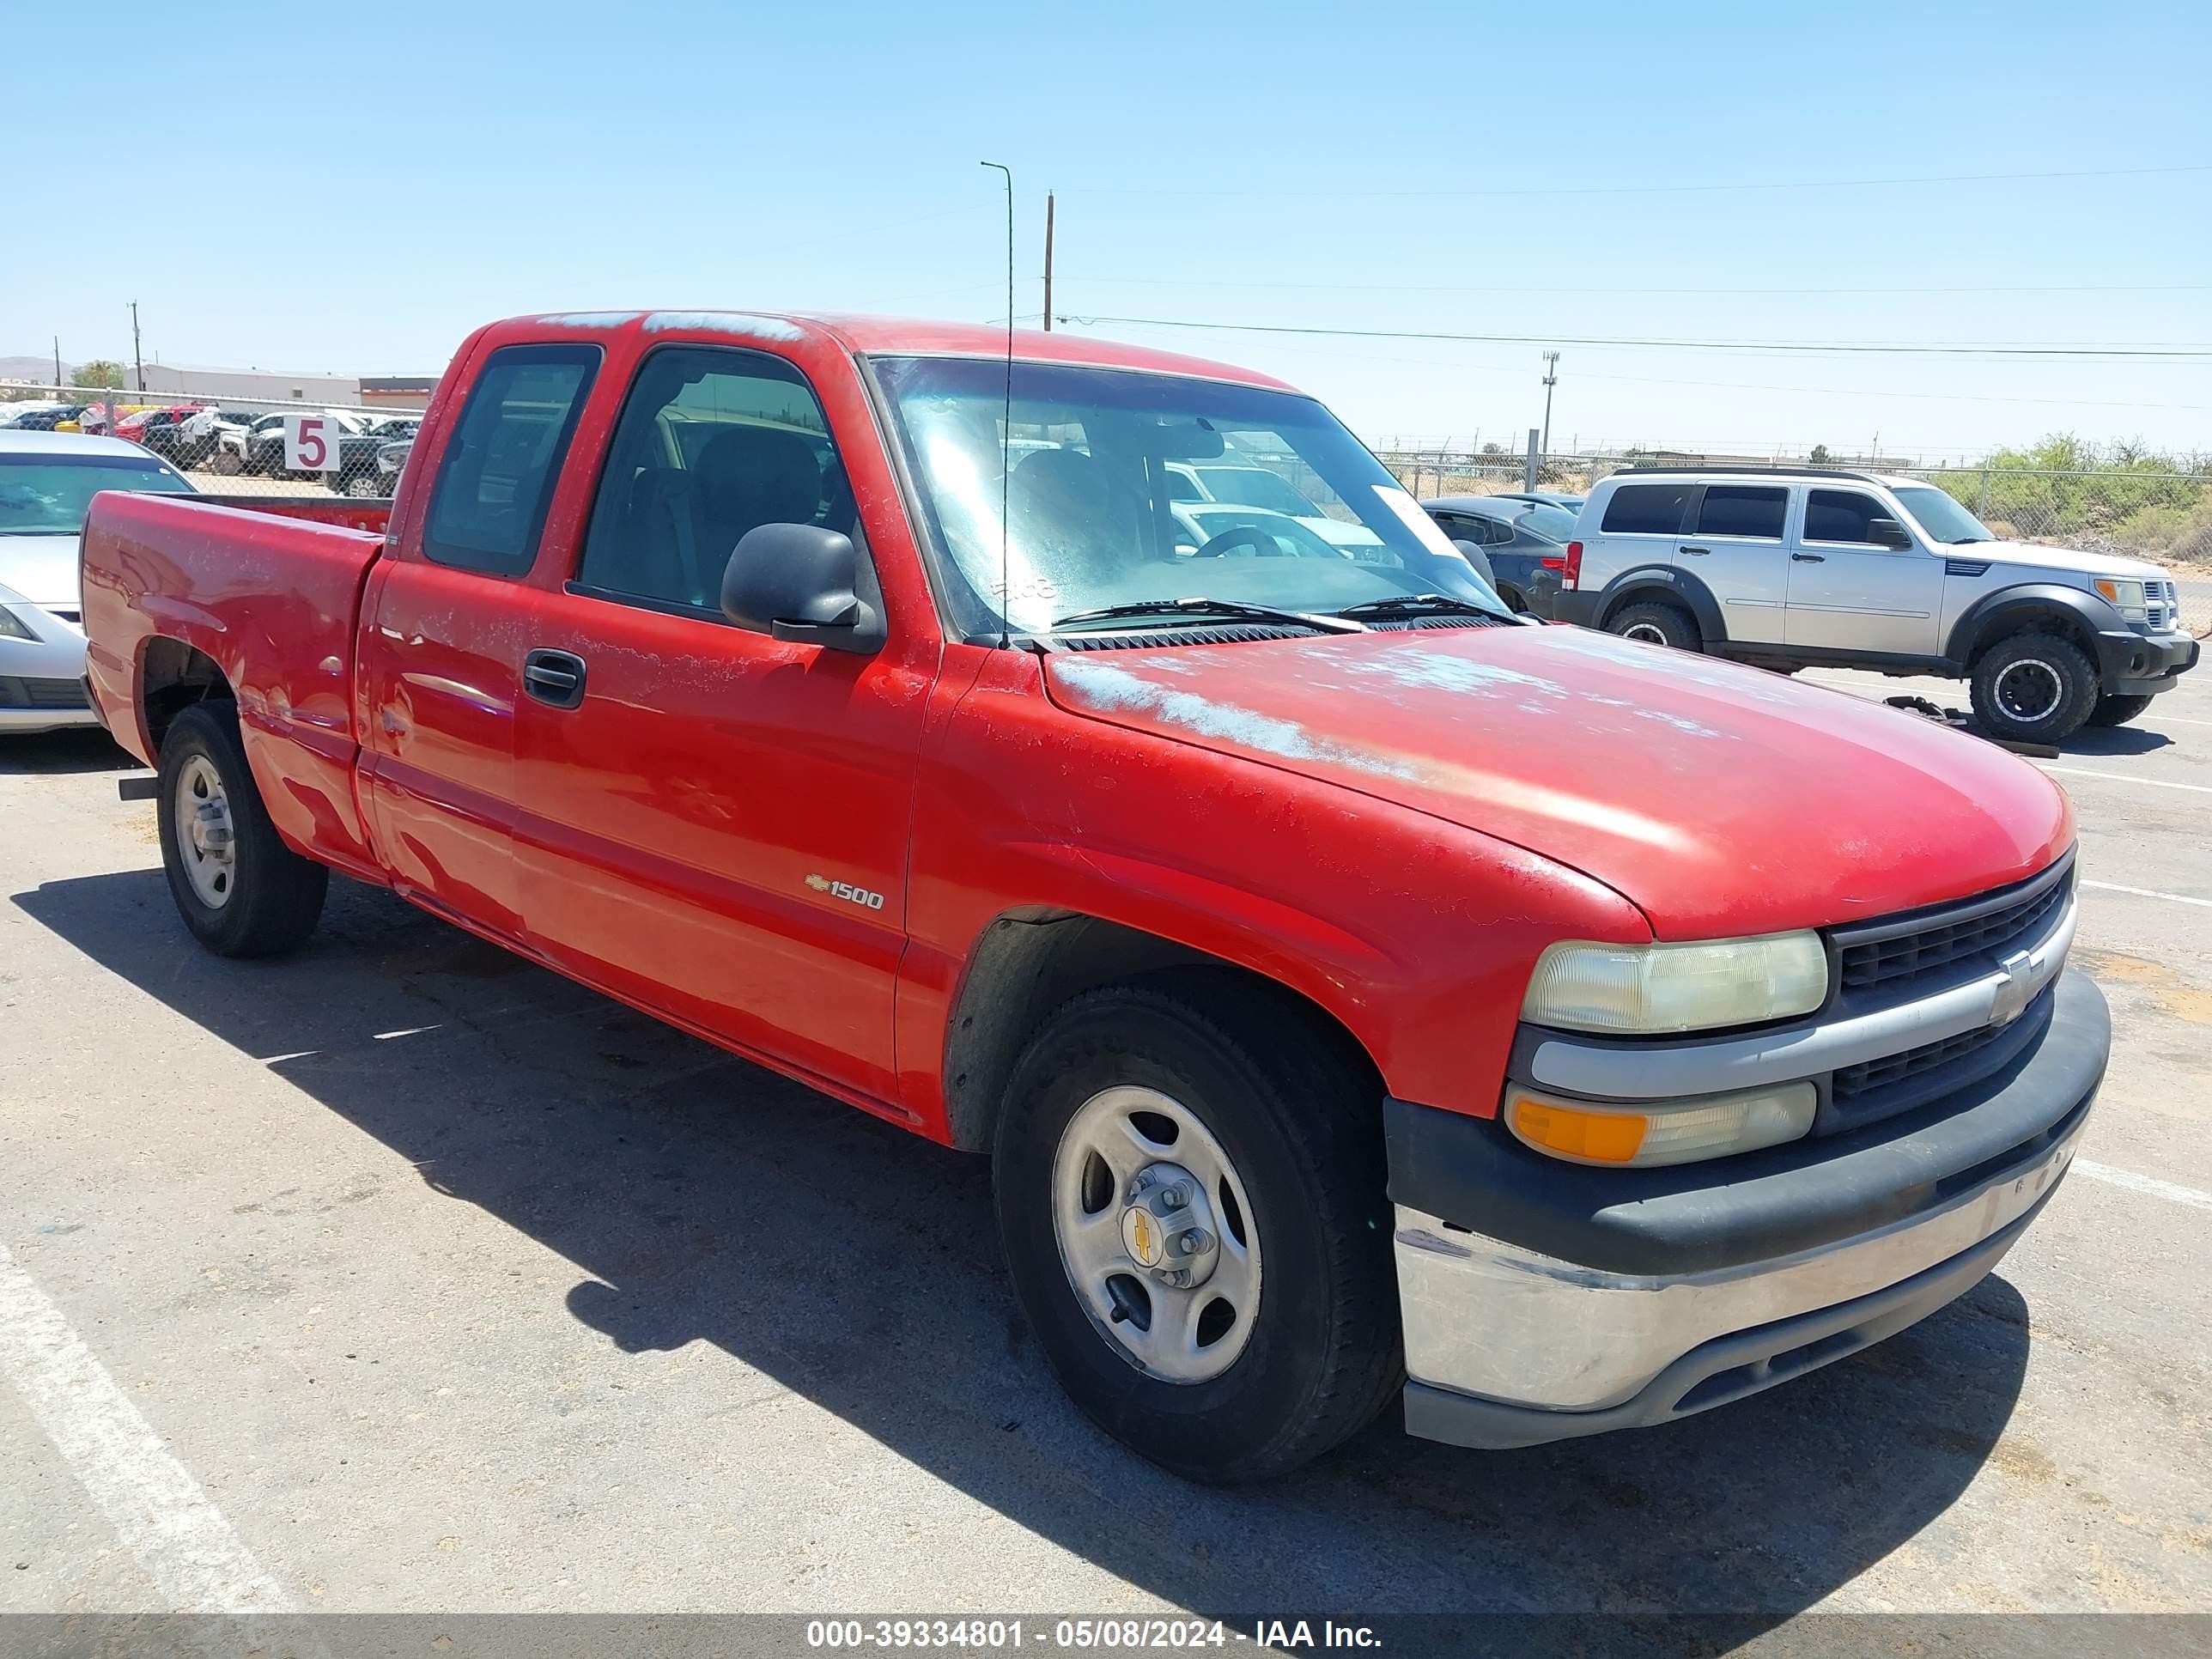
[1043,626,2072,939]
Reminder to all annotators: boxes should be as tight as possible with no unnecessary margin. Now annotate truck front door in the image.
[511,341,934,1105]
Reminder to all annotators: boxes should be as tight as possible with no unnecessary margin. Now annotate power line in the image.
[1056,161,2212,201]
[1053,313,2212,361]
[1057,276,2212,299]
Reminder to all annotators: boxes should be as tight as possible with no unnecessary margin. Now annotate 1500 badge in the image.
[805,873,887,911]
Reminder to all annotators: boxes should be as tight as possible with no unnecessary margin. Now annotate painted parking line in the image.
[2074,1160,2212,1215]
[0,1240,297,1613]
[2040,765,2212,796]
[2082,878,2212,910]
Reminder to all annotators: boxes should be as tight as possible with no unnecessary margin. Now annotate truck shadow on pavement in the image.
[17,870,2035,1626]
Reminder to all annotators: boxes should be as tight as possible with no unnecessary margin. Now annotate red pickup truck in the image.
[82,311,2105,1482]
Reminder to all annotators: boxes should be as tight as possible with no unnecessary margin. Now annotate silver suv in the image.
[1552,467,2199,743]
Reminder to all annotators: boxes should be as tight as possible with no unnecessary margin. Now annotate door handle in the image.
[1679,545,1710,556]
[522,648,587,709]
[1792,552,1826,562]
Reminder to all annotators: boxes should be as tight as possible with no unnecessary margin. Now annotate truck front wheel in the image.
[156,702,329,957]
[993,975,1401,1483]
[1970,632,2098,744]
[2085,692,2154,728]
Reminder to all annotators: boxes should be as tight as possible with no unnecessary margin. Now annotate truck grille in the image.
[1834,1018,2008,1100]
[1833,855,2073,995]
[2145,579,2177,631]
[0,676,89,710]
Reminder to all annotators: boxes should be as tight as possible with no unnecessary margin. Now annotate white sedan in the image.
[0,431,196,734]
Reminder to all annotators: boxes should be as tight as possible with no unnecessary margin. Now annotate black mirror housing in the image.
[1867,516,1913,550]
[720,523,883,653]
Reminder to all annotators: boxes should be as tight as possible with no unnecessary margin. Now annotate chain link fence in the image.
[1379,447,2212,637]
[0,384,419,501]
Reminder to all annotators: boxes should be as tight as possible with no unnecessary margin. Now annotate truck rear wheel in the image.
[1608,600,1700,652]
[156,702,328,957]
[1971,633,2098,744]
[992,973,1401,1484]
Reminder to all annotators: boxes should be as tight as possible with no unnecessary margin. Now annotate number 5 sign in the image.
[285,413,343,472]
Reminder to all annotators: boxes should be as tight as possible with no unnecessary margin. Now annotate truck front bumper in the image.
[2094,627,2199,697]
[1389,969,2106,1449]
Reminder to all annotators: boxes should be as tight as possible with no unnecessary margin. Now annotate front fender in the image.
[1944,581,2119,665]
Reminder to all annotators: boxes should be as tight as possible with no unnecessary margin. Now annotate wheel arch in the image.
[138,637,234,757]
[939,909,1385,1154]
[1946,584,2110,669]
[1594,565,1725,643]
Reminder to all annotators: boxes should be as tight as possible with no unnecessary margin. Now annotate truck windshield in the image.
[1893,485,1996,545]
[872,356,1509,637]
[0,455,196,535]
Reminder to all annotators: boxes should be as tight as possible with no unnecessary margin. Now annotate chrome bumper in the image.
[1399,1112,2079,1442]
[1388,962,2107,1450]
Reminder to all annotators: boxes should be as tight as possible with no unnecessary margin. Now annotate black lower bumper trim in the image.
[1403,1181,2053,1450]
[2095,628,2198,696]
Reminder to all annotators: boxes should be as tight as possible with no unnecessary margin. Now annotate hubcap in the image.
[1051,1085,1261,1384]
[1620,622,1666,644]
[1996,659,2063,723]
[176,754,236,908]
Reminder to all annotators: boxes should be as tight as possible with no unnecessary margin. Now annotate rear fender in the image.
[1595,565,1726,643]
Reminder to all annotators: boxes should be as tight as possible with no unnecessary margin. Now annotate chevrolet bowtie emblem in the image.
[1989,948,2037,1028]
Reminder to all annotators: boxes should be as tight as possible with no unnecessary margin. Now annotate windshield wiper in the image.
[1334,593,1504,623]
[1050,597,1366,635]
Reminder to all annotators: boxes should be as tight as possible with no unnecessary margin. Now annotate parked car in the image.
[2,404,89,433]
[0,430,195,733]
[86,310,2104,1483]
[1424,495,1582,614]
[1164,459,1389,560]
[1554,465,2200,743]
[334,416,422,496]
[1493,489,1584,514]
[117,403,204,445]
[373,436,414,495]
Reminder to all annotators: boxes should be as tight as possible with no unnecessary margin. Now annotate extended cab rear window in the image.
[422,344,599,576]
[1600,483,1694,536]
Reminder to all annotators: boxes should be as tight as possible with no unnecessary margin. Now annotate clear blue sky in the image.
[7,0,2209,461]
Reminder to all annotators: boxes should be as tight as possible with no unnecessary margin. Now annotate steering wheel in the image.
[1189,524,1286,558]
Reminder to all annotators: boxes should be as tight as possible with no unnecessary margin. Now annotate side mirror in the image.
[720,523,883,653]
[1866,516,1912,550]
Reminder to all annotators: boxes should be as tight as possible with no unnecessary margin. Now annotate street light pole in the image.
[1540,350,1560,459]
[131,302,144,392]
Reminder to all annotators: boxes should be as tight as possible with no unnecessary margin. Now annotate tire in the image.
[992,970,1401,1484]
[1970,632,2099,744]
[1607,599,1700,652]
[156,702,329,957]
[2085,692,2154,728]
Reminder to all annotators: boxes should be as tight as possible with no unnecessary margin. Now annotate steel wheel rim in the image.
[1050,1085,1262,1384]
[176,753,236,908]
[1621,622,1667,645]
[1996,659,2063,723]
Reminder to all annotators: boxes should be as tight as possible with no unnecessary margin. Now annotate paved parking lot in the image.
[3,652,2209,1637]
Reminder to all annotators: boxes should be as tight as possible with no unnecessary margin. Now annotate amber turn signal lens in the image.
[1508,1097,1648,1164]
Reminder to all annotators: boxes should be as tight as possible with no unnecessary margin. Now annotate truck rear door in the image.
[357,343,601,939]
[509,337,936,1104]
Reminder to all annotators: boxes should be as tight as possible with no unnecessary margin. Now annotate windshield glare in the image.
[0,457,195,535]
[1894,485,1995,544]
[872,356,1508,635]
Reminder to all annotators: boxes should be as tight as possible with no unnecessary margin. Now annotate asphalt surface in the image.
[2,649,2209,1637]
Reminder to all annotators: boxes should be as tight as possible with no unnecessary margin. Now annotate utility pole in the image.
[53,337,63,388]
[1540,350,1560,459]
[1042,192,1055,331]
[131,302,144,392]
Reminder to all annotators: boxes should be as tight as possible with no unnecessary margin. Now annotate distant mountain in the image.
[0,355,73,385]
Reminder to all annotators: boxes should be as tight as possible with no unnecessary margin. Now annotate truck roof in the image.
[0,429,158,459]
[515,310,1297,392]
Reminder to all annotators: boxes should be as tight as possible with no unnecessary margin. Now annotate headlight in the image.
[0,604,38,641]
[1522,932,1828,1034]
[1505,1081,1816,1168]
[2094,577,2148,622]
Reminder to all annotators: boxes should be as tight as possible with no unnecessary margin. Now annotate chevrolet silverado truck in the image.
[82,312,2106,1483]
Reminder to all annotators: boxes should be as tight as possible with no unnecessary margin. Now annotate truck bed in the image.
[82,490,391,873]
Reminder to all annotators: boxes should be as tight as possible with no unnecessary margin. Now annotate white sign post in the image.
[284,412,342,474]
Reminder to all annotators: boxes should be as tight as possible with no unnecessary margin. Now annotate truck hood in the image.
[0,533,82,610]
[1042,625,2071,939]
[1971,539,2166,581]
